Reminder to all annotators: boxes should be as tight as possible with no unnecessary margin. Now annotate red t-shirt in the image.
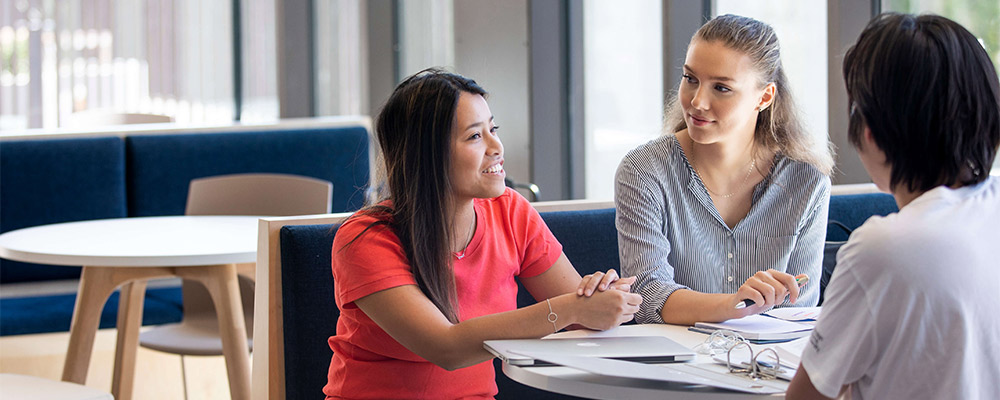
[324,188,563,399]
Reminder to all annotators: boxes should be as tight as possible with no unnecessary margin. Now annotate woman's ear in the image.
[757,82,776,111]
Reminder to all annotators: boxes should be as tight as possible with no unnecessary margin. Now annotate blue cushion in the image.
[0,286,182,336]
[280,224,339,400]
[523,208,619,308]
[125,127,370,217]
[826,193,898,241]
[0,137,127,283]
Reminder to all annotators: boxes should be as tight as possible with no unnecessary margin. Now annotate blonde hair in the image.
[664,14,834,175]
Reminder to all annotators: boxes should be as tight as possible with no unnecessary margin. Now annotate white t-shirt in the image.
[800,177,1000,400]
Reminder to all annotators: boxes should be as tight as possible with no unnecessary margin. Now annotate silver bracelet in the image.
[545,298,559,333]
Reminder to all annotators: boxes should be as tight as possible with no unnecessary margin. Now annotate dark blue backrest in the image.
[280,223,339,400]
[0,137,128,283]
[522,208,618,308]
[125,126,369,217]
[827,192,898,241]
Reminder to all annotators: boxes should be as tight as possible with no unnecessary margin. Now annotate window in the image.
[1,0,236,130]
[582,0,664,201]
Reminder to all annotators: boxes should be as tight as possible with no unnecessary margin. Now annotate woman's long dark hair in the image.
[345,68,486,322]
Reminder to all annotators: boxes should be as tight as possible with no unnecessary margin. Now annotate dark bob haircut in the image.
[843,13,1000,192]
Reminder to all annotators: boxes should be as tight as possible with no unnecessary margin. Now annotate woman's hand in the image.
[732,269,802,314]
[564,289,642,331]
[576,269,638,296]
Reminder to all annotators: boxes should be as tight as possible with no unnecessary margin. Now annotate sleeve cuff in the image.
[634,280,687,324]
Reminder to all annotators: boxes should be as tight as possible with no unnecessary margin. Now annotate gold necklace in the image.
[454,213,476,260]
[694,157,756,199]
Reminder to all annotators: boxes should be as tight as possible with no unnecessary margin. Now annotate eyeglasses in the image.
[694,329,748,356]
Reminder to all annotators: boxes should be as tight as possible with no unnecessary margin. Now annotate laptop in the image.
[483,336,695,366]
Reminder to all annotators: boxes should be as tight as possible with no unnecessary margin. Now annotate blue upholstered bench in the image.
[276,209,614,400]
[0,123,371,337]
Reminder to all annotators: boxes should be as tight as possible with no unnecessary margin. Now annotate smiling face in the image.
[449,91,505,203]
[679,39,774,146]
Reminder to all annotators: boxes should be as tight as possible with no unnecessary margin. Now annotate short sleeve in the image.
[503,189,562,278]
[331,216,417,308]
[799,238,878,398]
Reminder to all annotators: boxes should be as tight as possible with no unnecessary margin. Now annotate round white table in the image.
[0,216,260,400]
[502,324,785,399]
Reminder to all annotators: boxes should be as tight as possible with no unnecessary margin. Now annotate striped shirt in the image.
[615,135,830,323]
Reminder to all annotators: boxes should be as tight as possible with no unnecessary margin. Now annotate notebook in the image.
[484,336,695,366]
[692,314,813,342]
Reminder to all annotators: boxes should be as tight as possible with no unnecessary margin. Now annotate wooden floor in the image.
[0,328,231,399]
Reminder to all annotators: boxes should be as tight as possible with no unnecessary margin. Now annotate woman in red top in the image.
[324,69,642,399]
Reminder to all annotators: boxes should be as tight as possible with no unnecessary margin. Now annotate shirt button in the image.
[728,276,734,282]
[727,252,733,259]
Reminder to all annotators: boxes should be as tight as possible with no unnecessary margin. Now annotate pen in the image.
[735,275,809,309]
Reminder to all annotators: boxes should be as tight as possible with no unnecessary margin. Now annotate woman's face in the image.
[679,39,774,145]
[449,91,506,202]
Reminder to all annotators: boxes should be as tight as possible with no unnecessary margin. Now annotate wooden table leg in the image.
[63,267,120,384]
[179,264,251,400]
[111,279,148,400]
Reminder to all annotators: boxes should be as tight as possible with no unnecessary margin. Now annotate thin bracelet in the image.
[545,298,559,333]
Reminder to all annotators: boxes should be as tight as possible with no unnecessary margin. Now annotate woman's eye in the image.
[469,132,482,140]
[715,85,731,93]
[489,125,500,134]
[682,73,697,83]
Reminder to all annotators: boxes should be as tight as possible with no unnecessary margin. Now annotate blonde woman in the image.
[616,14,834,325]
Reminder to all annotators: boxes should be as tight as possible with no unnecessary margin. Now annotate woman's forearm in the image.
[357,286,638,371]
[658,289,742,325]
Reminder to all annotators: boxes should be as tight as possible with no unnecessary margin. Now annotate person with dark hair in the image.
[616,14,834,325]
[324,68,641,399]
[787,13,1000,400]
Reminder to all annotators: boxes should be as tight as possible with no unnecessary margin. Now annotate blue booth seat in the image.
[0,287,182,336]
[826,192,898,241]
[0,137,128,283]
[125,126,370,217]
[1,123,373,337]
[276,209,615,400]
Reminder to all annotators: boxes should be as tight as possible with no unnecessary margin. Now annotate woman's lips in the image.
[689,114,712,127]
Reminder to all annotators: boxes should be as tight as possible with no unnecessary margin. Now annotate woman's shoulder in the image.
[619,135,683,178]
[773,156,832,190]
[623,135,678,164]
[335,206,397,246]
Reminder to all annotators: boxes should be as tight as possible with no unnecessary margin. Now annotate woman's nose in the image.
[487,131,503,155]
[690,85,709,110]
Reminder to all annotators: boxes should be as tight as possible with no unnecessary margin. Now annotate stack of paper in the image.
[763,306,821,322]
[692,314,813,342]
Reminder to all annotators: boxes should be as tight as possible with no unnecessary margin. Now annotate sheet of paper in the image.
[764,306,822,321]
[512,350,786,394]
[774,336,810,365]
[696,314,813,334]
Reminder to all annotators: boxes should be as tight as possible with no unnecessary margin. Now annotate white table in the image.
[502,324,786,399]
[0,216,260,400]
